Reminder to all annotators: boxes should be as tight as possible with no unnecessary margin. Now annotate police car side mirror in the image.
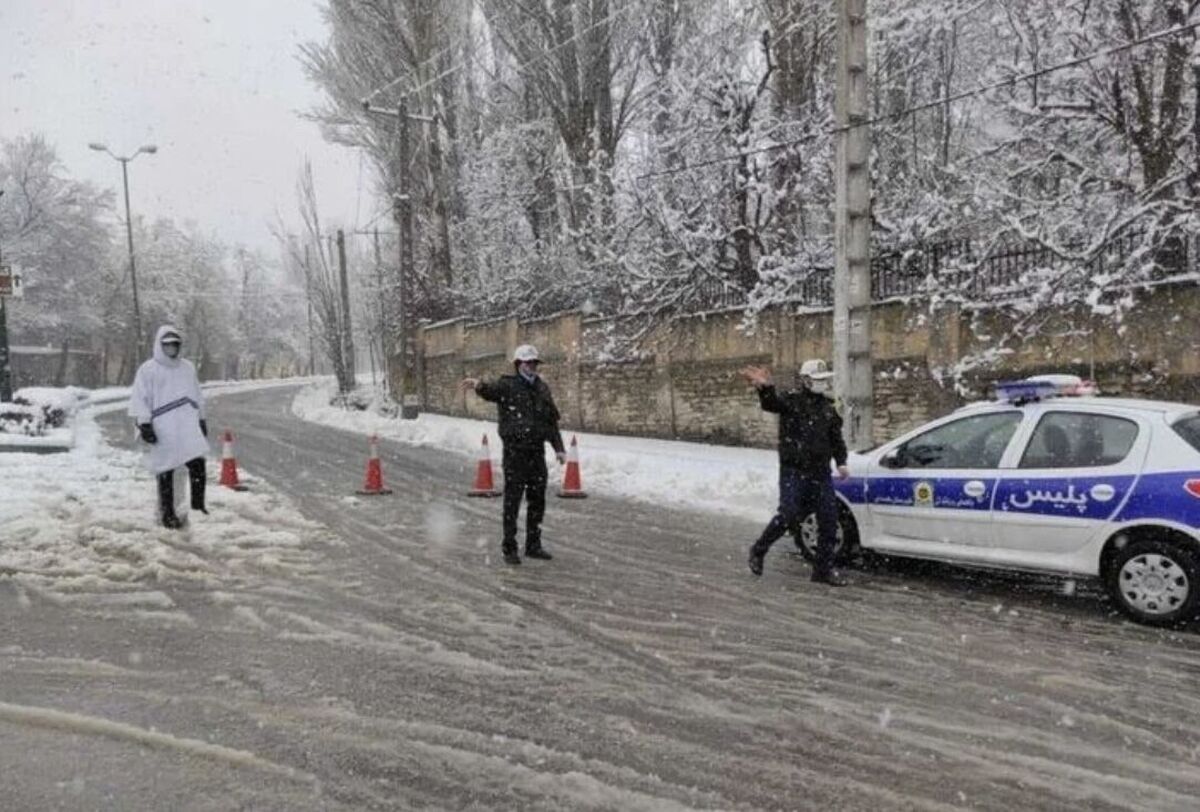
[880,450,904,469]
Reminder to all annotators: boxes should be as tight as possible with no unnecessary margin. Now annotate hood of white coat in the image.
[152,324,183,368]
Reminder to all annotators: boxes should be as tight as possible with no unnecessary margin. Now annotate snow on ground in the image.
[292,381,782,522]
[1,381,334,615]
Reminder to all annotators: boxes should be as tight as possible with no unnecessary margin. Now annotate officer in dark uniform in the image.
[462,344,566,565]
[740,359,851,586]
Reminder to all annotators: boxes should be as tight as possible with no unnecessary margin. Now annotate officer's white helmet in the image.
[798,358,834,381]
[513,344,541,363]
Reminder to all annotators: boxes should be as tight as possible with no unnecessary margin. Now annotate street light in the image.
[89,141,157,368]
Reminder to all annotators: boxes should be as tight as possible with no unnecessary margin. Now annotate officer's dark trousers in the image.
[157,457,207,519]
[502,446,548,553]
[751,466,839,574]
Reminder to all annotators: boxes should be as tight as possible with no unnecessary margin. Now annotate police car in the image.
[796,375,1200,626]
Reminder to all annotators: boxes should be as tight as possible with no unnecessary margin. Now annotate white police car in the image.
[799,375,1200,626]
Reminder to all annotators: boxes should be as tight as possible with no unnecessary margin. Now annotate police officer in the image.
[461,345,567,565]
[740,359,851,585]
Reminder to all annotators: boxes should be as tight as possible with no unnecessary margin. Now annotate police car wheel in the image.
[1106,539,1200,627]
[792,509,856,565]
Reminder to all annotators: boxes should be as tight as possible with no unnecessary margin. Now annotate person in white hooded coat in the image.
[129,325,210,528]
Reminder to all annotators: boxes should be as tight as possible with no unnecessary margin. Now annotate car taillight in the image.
[1185,479,1200,499]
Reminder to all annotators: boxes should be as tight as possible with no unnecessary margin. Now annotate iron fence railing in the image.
[415,228,1195,323]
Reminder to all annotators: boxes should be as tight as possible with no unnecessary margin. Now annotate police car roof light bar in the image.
[994,375,1100,404]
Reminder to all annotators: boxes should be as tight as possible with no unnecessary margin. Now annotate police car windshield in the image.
[1173,414,1200,453]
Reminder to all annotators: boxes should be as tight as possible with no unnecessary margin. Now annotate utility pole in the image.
[0,189,11,402]
[336,229,355,391]
[372,227,389,396]
[303,242,315,376]
[395,98,416,418]
[833,0,874,450]
[362,97,431,418]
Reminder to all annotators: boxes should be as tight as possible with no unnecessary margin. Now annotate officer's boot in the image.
[188,459,208,514]
[501,538,521,565]
[157,472,183,530]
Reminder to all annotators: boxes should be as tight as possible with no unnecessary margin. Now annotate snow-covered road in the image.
[3,385,1200,810]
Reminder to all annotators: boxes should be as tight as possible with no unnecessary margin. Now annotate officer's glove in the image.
[138,423,158,444]
[199,419,208,438]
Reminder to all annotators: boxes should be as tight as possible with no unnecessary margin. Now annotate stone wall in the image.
[412,281,1200,448]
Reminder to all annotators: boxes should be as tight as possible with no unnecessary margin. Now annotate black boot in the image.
[811,568,850,587]
[502,542,521,566]
[188,458,208,514]
[748,544,765,576]
[525,543,553,561]
[157,472,183,530]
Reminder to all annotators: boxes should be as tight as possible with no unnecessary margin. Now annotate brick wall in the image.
[415,281,1200,448]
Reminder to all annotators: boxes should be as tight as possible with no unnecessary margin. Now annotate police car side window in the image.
[1174,415,1200,453]
[1019,412,1138,469]
[894,412,1022,469]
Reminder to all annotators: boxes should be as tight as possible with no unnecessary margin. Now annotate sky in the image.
[0,0,369,253]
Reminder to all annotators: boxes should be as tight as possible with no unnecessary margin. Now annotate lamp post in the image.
[89,142,156,368]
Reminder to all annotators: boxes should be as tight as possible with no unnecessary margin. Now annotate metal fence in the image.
[416,229,1196,323]
[690,228,1195,311]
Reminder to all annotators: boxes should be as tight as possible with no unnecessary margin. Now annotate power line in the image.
[838,19,1200,134]
[633,20,1200,183]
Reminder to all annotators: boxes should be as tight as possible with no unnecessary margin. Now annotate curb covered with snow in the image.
[291,382,780,523]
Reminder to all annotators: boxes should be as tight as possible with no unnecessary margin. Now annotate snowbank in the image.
[0,407,330,613]
[292,382,781,522]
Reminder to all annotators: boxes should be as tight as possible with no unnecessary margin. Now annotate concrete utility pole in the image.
[303,242,315,376]
[0,189,11,402]
[362,98,431,418]
[372,227,389,396]
[833,0,874,450]
[395,98,416,418]
[336,229,355,390]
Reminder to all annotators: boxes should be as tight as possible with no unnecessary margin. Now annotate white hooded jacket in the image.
[129,325,210,474]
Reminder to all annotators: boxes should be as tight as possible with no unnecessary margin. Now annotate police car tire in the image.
[792,507,859,566]
[1105,539,1200,627]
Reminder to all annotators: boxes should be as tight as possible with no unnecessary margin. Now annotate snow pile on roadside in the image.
[0,409,331,609]
[292,382,780,522]
[0,387,90,447]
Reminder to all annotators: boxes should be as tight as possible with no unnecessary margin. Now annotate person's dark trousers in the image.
[751,466,839,575]
[156,457,208,524]
[502,446,548,554]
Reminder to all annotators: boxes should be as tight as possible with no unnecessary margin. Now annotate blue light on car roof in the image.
[995,380,1058,403]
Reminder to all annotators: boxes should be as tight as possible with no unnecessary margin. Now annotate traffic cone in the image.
[357,435,393,496]
[218,430,249,491]
[468,434,502,497]
[557,435,588,499]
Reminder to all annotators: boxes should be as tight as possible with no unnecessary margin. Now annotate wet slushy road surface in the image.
[3,386,1200,810]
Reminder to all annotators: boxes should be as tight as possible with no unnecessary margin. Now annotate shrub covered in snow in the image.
[0,387,88,436]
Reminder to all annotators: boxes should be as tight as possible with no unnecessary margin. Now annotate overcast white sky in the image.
[1,0,367,253]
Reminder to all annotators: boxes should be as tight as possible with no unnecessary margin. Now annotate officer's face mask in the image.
[800,375,832,395]
[162,341,181,359]
[518,361,539,379]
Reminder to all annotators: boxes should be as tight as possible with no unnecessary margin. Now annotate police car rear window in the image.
[1019,411,1138,469]
[1174,415,1200,453]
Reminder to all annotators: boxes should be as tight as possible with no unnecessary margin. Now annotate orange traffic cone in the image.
[468,434,502,497]
[219,430,249,491]
[557,435,587,499]
[357,435,393,496]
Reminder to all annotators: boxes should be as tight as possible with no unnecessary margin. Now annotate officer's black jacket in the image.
[476,374,566,454]
[757,384,848,478]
